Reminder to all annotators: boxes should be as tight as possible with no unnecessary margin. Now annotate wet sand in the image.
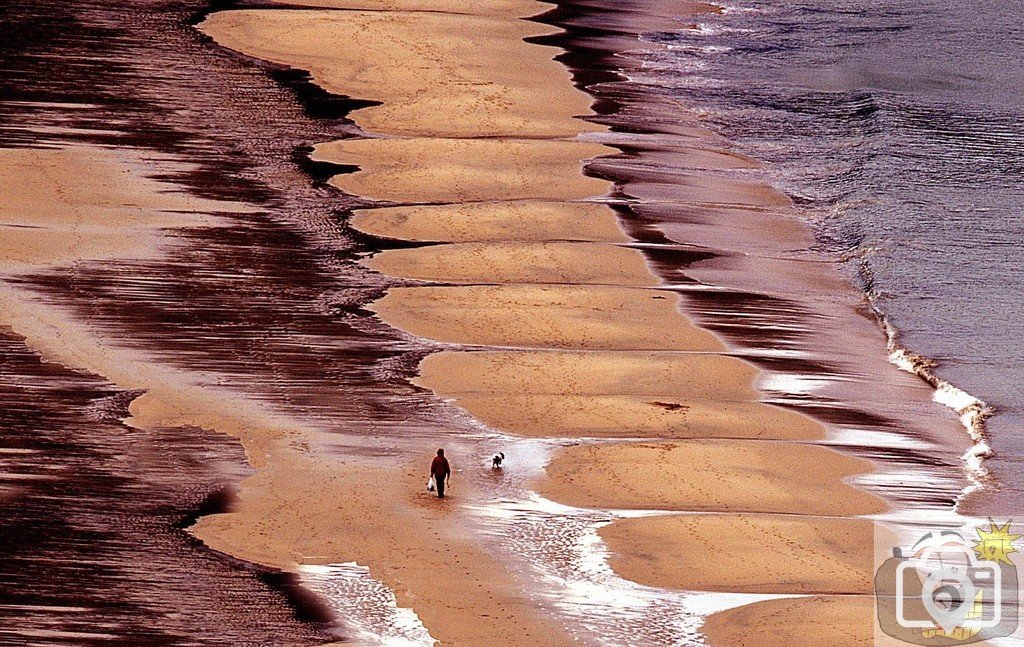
[313,137,610,203]
[350,201,629,244]
[538,442,885,515]
[191,459,577,645]
[0,0,973,644]
[0,142,342,641]
[0,145,570,644]
[0,146,234,270]
[201,8,596,138]
[370,285,725,351]
[415,350,825,439]
[365,241,659,286]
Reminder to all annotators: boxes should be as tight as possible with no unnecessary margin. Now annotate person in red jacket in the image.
[430,448,451,498]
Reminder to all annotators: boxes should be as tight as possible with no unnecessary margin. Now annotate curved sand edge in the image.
[537,441,886,516]
[350,200,631,244]
[599,514,876,595]
[414,350,827,440]
[200,8,597,139]
[701,595,876,647]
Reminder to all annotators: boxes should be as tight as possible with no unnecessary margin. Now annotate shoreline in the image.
[0,0,987,644]
[874,305,995,507]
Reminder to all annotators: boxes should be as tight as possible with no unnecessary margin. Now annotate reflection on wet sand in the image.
[0,0,981,645]
[0,328,338,644]
[539,2,976,644]
[0,0,446,641]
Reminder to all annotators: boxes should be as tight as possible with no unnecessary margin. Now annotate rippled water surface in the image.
[648,0,1024,514]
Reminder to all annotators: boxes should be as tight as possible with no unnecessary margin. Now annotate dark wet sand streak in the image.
[0,0,449,642]
[0,329,337,644]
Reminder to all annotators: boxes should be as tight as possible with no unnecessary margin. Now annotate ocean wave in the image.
[863,270,995,506]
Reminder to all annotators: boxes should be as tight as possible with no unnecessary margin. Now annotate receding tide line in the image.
[298,563,436,646]
[871,302,994,506]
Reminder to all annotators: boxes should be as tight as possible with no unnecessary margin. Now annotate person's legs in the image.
[436,476,445,498]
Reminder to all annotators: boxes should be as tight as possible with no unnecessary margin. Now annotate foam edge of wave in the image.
[871,302,995,509]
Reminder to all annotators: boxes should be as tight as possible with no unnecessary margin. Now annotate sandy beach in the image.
[197,0,929,638]
[0,0,980,644]
[197,0,929,643]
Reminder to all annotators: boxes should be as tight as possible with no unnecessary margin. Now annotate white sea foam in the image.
[469,493,789,646]
[463,438,797,646]
[759,371,845,395]
[828,427,933,451]
[298,563,435,647]
[875,309,995,507]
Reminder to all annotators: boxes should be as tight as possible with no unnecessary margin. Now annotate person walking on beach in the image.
[430,448,451,499]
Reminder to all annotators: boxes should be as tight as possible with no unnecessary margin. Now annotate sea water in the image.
[647,0,1024,517]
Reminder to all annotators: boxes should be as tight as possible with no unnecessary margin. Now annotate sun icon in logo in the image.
[973,521,1021,566]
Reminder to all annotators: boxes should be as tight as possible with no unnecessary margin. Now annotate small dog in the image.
[491,452,505,469]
